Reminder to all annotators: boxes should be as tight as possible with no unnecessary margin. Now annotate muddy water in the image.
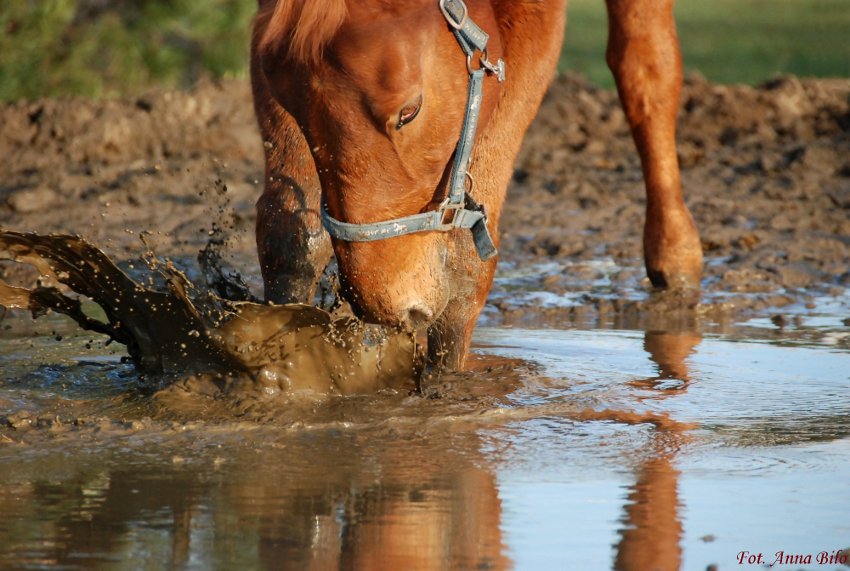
[2,265,849,570]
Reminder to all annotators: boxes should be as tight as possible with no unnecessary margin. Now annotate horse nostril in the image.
[404,305,434,331]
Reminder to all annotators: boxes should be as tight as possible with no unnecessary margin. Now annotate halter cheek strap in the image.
[320,0,505,261]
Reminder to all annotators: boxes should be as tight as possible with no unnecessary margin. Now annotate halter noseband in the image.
[319,0,505,261]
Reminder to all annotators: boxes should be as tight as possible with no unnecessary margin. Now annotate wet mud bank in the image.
[1,72,847,434]
[498,74,850,326]
[2,74,848,330]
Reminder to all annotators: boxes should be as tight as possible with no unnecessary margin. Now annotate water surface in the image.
[1,292,849,570]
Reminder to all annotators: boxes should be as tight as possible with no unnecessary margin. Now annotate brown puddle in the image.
[0,230,698,434]
[0,231,418,398]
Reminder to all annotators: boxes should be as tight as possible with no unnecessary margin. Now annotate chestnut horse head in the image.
[254,0,567,366]
[257,1,505,326]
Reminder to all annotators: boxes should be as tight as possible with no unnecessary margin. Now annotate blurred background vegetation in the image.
[566,0,850,86]
[1,0,848,101]
[0,0,255,101]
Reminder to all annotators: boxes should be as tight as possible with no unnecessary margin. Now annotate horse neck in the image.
[473,0,567,228]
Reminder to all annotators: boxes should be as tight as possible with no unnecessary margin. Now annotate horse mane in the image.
[259,0,348,64]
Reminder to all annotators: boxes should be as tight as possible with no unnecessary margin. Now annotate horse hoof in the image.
[646,265,702,290]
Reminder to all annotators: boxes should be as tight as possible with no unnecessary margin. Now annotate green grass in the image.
[0,0,847,101]
[563,0,850,87]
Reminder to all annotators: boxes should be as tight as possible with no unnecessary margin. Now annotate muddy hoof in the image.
[647,269,702,290]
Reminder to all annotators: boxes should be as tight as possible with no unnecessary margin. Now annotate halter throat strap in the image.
[319,0,505,261]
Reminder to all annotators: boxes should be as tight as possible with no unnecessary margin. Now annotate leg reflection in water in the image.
[630,330,702,394]
[615,452,683,571]
[615,329,702,571]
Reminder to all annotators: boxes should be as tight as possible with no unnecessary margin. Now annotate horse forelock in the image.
[260,0,348,64]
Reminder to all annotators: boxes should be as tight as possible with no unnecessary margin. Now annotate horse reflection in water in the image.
[242,454,507,569]
[0,330,700,570]
[0,432,510,569]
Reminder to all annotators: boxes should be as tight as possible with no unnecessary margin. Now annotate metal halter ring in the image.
[438,172,475,226]
[466,50,506,83]
[439,0,468,30]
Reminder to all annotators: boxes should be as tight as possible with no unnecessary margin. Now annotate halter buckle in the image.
[466,50,506,83]
[437,199,464,229]
[480,56,506,83]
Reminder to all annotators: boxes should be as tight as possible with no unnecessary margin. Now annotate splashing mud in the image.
[0,231,418,397]
[0,230,690,433]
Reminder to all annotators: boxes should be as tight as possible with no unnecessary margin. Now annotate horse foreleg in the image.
[426,261,496,371]
[252,63,331,303]
[605,0,703,289]
[256,174,332,304]
[427,311,476,372]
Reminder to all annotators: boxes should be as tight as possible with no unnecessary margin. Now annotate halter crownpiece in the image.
[320,0,506,261]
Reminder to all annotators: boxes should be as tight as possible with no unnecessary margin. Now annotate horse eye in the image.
[396,96,422,130]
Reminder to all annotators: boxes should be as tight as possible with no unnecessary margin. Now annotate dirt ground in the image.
[1,73,848,328]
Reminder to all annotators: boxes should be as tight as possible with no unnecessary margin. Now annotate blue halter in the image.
[319,0,505,261]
